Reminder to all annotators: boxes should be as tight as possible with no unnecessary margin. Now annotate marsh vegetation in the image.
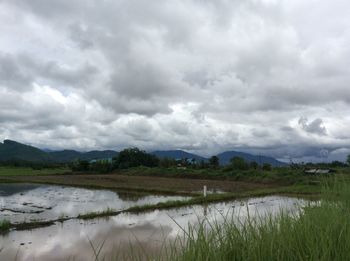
[165,181,350,261]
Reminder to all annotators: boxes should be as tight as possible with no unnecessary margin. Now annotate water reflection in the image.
[0,183,42,196]
[0,195,307,261]
[0,183,188,223]
[116,191,152,201]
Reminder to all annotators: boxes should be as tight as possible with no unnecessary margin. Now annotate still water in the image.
[0,183,188,223]
[0,184,307,260]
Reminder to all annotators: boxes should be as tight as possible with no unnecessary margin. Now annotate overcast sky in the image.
[1,0,350,162]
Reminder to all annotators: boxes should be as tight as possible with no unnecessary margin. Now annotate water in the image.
[0,187,307,261]
[0,183,189,223]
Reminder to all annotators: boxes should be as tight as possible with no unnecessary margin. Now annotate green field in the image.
[0,166,70,176]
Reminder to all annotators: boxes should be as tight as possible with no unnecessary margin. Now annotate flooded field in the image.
[0,183,307,261]
[0,183,189,223]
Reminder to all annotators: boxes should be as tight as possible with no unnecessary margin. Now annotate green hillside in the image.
[0,140,52,162]
[0,140,118,163]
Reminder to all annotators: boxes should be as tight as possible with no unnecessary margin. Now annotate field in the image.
[0,172,273,193]
[1,166,350,260]
[0,165,344,196]
[0,166,70,176]
[0,165,328,233]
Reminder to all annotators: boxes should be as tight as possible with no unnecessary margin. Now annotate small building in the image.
[304,168,334,175]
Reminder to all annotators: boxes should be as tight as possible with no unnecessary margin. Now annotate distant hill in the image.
[0,140,118,163]
[151,150,207,162]
[0,140,52,162]
[0,140,286,167]
[48,150,118,162]
[151,150,286,167]
[217,151,287,167]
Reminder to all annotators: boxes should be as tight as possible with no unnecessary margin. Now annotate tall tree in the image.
[249,161,259,170]
[113,147,159,169]
[262,163,272,171]
[230,156,248,170]
[209,155,219,168]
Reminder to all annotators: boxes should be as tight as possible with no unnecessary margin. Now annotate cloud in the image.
[298,117,327,136]
[0,53,34,90]
[0,0,350,161]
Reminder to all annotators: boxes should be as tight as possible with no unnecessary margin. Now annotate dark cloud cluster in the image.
[298,117,327,136]
[1,0,350,162]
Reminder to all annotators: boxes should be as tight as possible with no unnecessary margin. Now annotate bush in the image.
[113,147,159,169]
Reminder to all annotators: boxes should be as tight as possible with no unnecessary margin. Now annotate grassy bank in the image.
[0,166,70,176]
[164,181,350,261]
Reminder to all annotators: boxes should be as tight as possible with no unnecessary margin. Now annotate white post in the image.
[203,185,207,198]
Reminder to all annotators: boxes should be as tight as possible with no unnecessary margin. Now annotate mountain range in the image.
[0,140,118,163]
[151,150,207,162]
[216,151,286,167]
[0,139,287,166]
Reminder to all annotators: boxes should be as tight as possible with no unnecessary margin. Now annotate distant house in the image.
[304,168,334,175]
[89,158,113,164]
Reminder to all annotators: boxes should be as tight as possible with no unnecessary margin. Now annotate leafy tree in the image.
[262,163,272,171]
[209,156,219,168]
[113,147,159,169]
[72,159,90,171]
[181,157,189,166]
[90,159,113,173]
[159,157,176,168]
[249,161,259,170]
[330,161,347,168]
[199,160,209,169]
[190,158,197,165]
[347,155,350,166]
[230,157,248,170]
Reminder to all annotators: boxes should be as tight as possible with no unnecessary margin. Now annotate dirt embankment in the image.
[0,173,272,194]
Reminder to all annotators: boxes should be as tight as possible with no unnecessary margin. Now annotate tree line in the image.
[2,147,349,173]
[71,148,350,174]
[71,147,274,173]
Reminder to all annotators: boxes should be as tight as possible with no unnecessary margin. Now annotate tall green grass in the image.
[0,219,10,233]
[166,181,350,261]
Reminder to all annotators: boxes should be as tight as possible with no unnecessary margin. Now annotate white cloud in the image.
[1,0,350,160]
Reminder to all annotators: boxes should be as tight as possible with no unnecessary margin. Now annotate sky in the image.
[1,0,350,162]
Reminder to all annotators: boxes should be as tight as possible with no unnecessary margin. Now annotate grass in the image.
[115,166,348,185]
[13,220,56,231]
[77,208,120,220]
[0,171,272,196]
[0,166,70,176]
[0,165,334,197]
[162,180,350,261]
[0,219,10,233]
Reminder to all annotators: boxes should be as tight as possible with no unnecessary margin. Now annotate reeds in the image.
[166,181,350,261]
